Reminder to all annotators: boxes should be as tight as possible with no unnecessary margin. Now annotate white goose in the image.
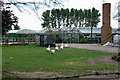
[55,45,59,51]
[46,45,50,52]
[60,43,63,50]
[51,49,55,54]
[65,43,68,48]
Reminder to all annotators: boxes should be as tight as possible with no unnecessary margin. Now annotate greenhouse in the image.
[51,27,101,43]
[4,29,37,44]
[5,27,118,44]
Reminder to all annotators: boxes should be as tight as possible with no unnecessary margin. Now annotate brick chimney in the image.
[101,3,112,44]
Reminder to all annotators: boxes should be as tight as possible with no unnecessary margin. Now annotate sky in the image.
[8,0,119,30]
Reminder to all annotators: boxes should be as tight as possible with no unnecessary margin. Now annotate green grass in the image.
[2,45,117,75]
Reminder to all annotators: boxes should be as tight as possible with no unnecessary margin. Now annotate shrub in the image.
[80,38,88,43]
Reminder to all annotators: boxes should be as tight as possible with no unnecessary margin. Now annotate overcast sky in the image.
[9,0,119,30]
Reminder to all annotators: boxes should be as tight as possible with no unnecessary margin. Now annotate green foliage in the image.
[41,10,51,29]
[79,38,88,43]
[89,7,101,27]
[14,24,20,30]
[87,7,101,41]
[41,8,101,30]
[2,7,18,35]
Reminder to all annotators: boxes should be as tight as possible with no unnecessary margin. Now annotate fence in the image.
[1,37,35,45]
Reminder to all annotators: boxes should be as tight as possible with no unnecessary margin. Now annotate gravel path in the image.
[68,44,118,53]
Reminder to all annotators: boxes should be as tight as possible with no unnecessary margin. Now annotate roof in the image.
[52,27,101,34]
[78,27,101,34]
[16,29,37,34]
[7,27,119,34]
[7,30,20,34]
[34,30,47,34]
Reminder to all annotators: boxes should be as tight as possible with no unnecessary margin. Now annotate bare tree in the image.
[2,0,68,21]
[3,0,67,12]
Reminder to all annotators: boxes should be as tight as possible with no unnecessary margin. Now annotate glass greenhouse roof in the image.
[7,27,118,34]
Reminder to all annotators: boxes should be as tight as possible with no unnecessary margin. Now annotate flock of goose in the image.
[46,43,68,54]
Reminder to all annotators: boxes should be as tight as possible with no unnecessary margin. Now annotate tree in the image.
[56,9,61,28]
[2,7,18,35]
[41,8,101,30]
[78,9,83,27]
[65,8,70,27]
[14,24,20,30]
[61,8,66,27]
[3,0,68,22]
[88,7,101,41]
[74,9,79,27]
[84,9,88,27]
[41,10,51,30]
[51,9,57,29]
[4,0,67,16]
[87,9,92,27]
[69,8,74,27]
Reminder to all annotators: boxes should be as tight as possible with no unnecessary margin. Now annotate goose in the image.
[55,45,59,51]
[51,49,55,54]
[46,45,50,52]
[65,43,68,48]
[60,43,63,50]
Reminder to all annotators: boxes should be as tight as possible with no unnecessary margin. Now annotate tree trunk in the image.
[91,23,93,43]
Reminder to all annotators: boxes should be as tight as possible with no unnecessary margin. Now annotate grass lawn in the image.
[2,45,117,77]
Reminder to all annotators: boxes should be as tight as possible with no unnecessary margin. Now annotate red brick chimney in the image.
[101,3,112,44]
